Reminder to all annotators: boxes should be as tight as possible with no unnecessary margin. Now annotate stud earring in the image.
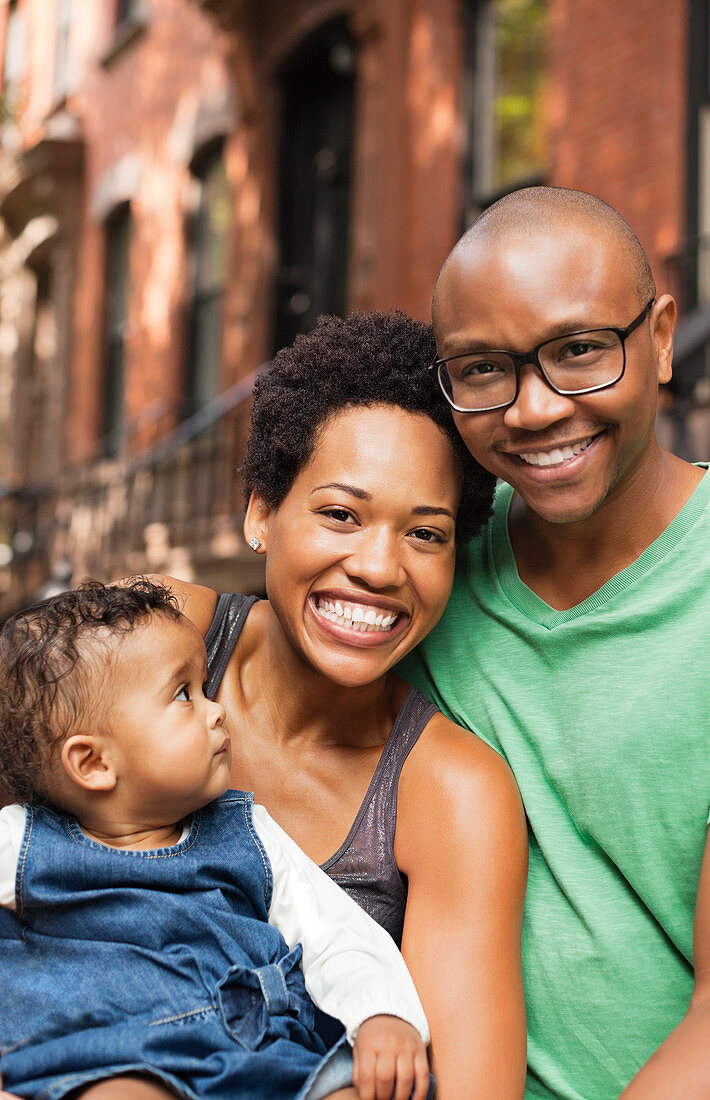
[248,537,262,552]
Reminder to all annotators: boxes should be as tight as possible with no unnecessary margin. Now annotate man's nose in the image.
[344,528,406,590]
[503,362,576,431]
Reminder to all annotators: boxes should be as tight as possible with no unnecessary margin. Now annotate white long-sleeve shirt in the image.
[0,802,429,1045]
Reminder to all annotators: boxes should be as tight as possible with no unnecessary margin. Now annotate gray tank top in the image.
[204,593,439,946]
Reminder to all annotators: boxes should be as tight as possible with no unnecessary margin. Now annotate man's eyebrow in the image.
[538,318,608,341]
[446,318,604,353]
[310,482,371,500]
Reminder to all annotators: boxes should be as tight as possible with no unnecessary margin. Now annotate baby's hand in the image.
[0,1075,20,1100]
[352,1014,429,1100]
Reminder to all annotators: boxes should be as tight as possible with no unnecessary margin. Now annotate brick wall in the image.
[65,0,233,463]
[547,0,687,290]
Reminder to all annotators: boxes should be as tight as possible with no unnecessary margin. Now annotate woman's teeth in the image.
[518,436,594,467]
[316,599,399,632]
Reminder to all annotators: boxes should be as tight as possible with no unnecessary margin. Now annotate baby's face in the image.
[105,614,231,821]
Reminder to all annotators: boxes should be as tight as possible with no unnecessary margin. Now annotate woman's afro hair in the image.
[242,310,495,544]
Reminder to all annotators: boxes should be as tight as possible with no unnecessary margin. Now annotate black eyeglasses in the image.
[431,298,656,413]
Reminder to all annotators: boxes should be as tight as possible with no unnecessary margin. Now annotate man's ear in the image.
[60,735,117,792]
[652,294,676,386]
[243,492,272,554]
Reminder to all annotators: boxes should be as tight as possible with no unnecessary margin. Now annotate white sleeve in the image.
[252,803,429,1046]
[0,803,26,910]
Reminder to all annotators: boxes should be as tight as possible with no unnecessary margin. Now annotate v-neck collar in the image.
[488,465,710,629]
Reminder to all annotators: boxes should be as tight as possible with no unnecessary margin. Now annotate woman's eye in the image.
[175,686,190,702]
[321,507,355,524]
[410,527,445,544]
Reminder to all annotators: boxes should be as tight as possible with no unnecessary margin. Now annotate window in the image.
[185,143,230,415]
[115,0,142,27]
[274,18,354,352]
[688,1,710,309]
[27,265,56,483]
[102,0,147,65]
[463,0,548,217]
[102,204,132,457]
[2,0,26,116]
[53,0,72,102]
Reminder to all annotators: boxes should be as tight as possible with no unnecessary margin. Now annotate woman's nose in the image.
[344,528,406,590]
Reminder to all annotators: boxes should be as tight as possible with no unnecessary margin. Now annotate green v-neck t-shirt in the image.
[400,467,710,1100]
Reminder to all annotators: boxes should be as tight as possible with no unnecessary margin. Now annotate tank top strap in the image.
[321,685,439,946]
[204,593,258,700]
[374,686,440,820]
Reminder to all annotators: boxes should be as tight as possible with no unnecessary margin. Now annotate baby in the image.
[0,579,430,1100]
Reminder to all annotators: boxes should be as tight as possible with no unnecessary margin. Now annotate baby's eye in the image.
[175,685,190,702]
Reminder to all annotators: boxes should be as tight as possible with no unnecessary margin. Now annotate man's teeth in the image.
[316,599,399,632]
[518,437,594,467]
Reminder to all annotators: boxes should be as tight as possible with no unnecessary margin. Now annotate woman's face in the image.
[245,404,461,687]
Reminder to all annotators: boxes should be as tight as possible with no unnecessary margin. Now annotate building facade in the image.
[0,0,704,614]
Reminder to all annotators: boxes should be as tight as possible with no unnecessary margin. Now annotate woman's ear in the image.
[243,492,271,554]
[60,735,117,793]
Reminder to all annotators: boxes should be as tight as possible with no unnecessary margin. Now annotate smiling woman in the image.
[245,404,462,689]
[119,311,528,1100]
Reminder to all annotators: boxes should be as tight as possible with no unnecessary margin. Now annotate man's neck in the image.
[508,450,704,611]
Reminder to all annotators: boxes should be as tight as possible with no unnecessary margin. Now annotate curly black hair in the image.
[242,311,495,544]
[0,578,181,803]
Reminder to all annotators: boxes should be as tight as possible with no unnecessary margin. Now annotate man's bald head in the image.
[433,187,655,324]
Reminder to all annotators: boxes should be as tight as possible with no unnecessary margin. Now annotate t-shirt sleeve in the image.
[252,803,429,1045]
[0,804,26,909]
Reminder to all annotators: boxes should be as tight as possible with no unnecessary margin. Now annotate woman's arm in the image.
[137,575,218,636]
[396,715,528,1100]
[620,828,710,1098]
[253,804,429,1045]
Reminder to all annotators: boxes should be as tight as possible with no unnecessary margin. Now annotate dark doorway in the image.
[273,18,355,352]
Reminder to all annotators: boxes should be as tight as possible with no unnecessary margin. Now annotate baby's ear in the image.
[60,735,117,792]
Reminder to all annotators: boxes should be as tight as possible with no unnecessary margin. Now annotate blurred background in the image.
[0,0,706,616]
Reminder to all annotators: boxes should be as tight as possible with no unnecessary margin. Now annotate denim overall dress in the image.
[0,791,350,1100]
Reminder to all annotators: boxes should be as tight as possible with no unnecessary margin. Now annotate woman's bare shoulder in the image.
[141,573,218,636]
[398,709,525,847]
[413,710,517,796]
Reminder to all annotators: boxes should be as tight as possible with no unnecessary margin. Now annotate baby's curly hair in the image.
[243,311,495,543]
[0,578,181,803]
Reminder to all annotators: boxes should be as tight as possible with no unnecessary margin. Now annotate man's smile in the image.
[515,435,597,468]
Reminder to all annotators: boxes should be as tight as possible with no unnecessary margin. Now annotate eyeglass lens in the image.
[440,329,625,412]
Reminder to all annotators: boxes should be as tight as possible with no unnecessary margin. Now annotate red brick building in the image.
[0,0,705,613]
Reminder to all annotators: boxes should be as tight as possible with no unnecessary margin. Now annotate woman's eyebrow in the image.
[310,482,370,499]
[412,505,456,519]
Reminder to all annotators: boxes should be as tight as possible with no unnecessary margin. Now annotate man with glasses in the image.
[401,187,709,1097]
